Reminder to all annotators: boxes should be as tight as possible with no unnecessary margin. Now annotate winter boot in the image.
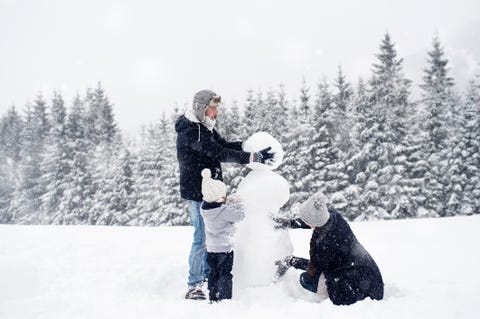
[185,287,206,300]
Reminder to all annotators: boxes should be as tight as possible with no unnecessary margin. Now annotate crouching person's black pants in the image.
[300,266,384,305]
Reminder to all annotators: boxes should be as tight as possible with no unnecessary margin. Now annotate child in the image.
[274,191,384,305]
[200,168,245,302]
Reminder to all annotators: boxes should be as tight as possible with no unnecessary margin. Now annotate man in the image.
[175,89,274,300]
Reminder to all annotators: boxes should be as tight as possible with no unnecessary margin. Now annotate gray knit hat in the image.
[299,191,330,227]
[192,89,221,122]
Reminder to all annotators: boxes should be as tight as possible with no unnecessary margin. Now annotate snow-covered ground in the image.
[1,215,479,319]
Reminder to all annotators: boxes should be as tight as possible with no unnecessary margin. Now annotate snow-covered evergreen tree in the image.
[298,76,311,123]
[342,78,370,219]
[280,115,313,212]
[40,92,70,223]
[0,106,23,223]
[85,82,119,147]
[83,83,123,224]
[420,35,456,217]
[243,89,257,136]
[263,89,278,138]
[9,95,50,223]
[156,114,186,225]
[274,83,290,146]
[93,148,137,225]
[448,79,480,215]
[332,66,353,153]
[218,100,247,192]
[58,95,94,224]
[281,80,315,211]
[355,33,413,220]
[309,77,349,213]
[134,122,164,225]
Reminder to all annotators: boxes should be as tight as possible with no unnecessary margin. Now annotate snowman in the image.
[232,132,293,289]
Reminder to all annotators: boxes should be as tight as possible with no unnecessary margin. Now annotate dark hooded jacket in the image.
[289,210,384,305]
[175,114,250,201]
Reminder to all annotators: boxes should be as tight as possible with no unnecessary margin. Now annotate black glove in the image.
[273,255,294,281]
[271,216,311,229]
[271,216,291,229]
[252,146,275,164]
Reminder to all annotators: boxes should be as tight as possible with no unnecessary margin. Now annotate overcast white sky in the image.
[1,0,479,135]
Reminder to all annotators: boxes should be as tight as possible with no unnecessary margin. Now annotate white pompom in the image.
[201,168,211,179]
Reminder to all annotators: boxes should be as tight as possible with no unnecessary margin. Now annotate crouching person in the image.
[200,169,245,302]
[274,191,384,305]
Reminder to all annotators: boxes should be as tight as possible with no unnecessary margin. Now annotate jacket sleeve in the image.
[273,217,311,229]
[290,256,310,270]
[213,130,244,151]
[181,125,251,164]
[223,202,245,222]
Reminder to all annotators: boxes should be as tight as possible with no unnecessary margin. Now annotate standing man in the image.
[175,89,274,300]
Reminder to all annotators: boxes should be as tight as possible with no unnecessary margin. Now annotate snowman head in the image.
[243,132,284,170]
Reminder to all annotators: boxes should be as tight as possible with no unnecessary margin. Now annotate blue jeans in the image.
[186,200,210,288]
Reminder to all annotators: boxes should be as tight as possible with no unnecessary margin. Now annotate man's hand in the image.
[252,146,275,164]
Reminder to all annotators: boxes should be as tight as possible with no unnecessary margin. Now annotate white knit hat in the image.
[299,191,330,227]
[201,168,227,203]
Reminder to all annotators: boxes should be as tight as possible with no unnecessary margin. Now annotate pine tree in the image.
[309,77,349,213]
[342,78,370,220]
[40,92,70,223]
[59,95,94,224]
[0,106,23,162]
[0,106,23,223]
[464,79,480,214]
[298,76,311,123]
[85,82,119,147]
[220,100,244,141]
[275,83,290,146]
[219,101,246,192]
[281,81,315,211]
[243,89,257,136]
[134,123,164,225]
[280,115,313,211]
[94,148,137,225]
[332,66,353,153]
[333,66,353,112]
[263,89,278,137]
[420,35,456,217]
[449,79,480,215]
[9,95,50,223]
[156,114,186,225]
[356,33,413,220]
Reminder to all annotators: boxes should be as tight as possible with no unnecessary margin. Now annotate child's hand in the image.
[226,194,245,212]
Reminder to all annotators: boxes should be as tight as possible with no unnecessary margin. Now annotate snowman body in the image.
[233,132,293,288]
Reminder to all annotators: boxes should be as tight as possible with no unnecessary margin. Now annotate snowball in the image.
[243,132,284,170]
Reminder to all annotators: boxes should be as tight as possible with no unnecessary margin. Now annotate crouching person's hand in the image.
[273,255,295,281]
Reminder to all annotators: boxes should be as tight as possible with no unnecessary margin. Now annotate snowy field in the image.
[1,215,479,319]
